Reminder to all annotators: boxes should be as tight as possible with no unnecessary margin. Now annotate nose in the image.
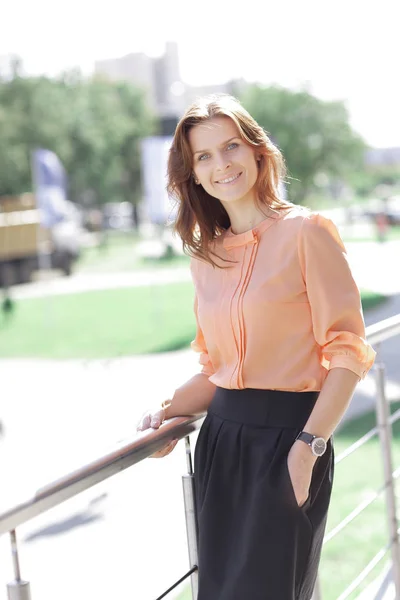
[214,150,231,172]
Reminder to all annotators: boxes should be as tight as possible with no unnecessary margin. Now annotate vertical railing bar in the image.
[6,529,32,600]
[375,362,400,598]
[185,436,193,475]
[10,530,21,582]
[182,435,199,599]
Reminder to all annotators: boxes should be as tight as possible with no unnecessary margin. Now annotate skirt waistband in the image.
[208,387,319,429]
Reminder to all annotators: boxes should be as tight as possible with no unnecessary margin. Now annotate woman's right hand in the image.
[136,405,178,458]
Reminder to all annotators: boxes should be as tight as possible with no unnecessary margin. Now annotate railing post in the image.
[375,362,400,597]
[312,573,322,600]
[182,435,198,599]
[6,529,31,600]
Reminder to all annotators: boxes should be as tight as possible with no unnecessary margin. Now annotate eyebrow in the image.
[193,137,239,156]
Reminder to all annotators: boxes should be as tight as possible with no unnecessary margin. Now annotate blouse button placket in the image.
[230,234,259,389]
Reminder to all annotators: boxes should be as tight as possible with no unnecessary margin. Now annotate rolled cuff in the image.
[328,352,376,380]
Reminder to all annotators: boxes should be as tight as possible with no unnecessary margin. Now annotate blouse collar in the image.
[222,211,284,250]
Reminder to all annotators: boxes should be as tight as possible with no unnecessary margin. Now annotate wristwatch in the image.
[296,431,327,457]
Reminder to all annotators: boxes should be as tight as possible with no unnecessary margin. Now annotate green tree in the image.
[0,63,155,209]
[62,74,155,206]
[0,69,74,195]
[240,85,366,204]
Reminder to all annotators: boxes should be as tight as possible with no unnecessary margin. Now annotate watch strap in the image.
[296,431,315,445]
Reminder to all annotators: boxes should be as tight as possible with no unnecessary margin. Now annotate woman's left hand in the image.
[287,441,317,507]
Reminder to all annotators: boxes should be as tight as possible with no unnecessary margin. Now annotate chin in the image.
[221,194,246,203]
[221,188,251,202]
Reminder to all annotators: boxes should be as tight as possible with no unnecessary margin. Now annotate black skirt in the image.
[194,387,334,600]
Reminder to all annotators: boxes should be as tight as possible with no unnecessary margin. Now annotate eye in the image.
[227,142,239,151]
[198,153,210,161]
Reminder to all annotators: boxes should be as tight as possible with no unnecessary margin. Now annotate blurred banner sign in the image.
[140,136,177,225]
[31,148,68,228]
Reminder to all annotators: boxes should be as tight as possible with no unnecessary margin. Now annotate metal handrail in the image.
[389,407,400,426]
[324,487,386,545]
[365,313,400,345]
[334,397,400,467]
[324,464,400,546]
[336,544,390,600]
[335,424,379,465]
[0,414,203,537]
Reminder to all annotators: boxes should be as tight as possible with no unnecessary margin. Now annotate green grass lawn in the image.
[174,402,400,600]
[0,286,387,359]
[0,282,196,358]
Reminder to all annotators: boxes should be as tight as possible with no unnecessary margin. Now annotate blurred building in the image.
[95,42,186,120]
[366,147,400,168]
[94,42,248,128]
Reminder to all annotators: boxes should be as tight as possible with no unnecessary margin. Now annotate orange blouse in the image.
[190,207,376,392]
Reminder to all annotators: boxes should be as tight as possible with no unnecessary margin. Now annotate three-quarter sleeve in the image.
[298,213,376,379]
[191,294,215,377]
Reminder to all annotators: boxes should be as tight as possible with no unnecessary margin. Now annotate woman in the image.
[137,94,376,600]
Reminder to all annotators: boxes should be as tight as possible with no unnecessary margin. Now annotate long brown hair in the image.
[167,94,290,267]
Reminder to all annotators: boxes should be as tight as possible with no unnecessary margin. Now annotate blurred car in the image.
[0,194,84,287]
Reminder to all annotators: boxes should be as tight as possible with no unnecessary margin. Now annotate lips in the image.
[216,172,242,184]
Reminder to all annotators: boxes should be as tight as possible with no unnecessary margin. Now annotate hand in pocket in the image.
[287,443,316,507]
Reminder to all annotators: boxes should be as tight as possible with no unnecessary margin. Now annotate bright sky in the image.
[2,0,399,148]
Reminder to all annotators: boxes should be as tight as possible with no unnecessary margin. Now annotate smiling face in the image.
[189,116,260,207]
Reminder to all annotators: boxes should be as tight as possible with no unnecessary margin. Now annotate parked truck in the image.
[0,193,82,288]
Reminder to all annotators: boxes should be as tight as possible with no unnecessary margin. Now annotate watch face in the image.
[311,437,327,456]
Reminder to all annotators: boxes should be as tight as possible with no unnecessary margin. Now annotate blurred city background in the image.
[0,0,399,599]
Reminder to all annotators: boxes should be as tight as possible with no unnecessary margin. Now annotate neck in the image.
[224,201,274,235]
